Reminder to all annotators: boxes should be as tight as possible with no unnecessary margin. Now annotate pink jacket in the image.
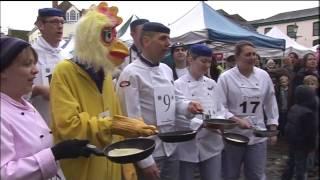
[1,92,58,180]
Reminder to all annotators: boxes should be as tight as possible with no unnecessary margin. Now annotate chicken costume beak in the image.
[108,40,129,66]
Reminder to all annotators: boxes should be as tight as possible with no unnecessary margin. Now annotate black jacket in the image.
[285,85,317,151]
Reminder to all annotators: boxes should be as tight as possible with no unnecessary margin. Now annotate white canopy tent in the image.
[311,44,319,52]
[265,26,315,57]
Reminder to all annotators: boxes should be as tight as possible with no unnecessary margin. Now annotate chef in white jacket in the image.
[174,44,225,180]
[31,8,66,125]
[216,41,279,180]
[116,22,202,180]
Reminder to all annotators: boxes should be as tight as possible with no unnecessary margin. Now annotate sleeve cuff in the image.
[34,148,58,179]
[190,118,203,131]
[226,112,234,119]
[136,155,155,169]
[267,119,278,126]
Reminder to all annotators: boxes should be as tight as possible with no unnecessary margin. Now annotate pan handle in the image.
[85,144,105,156]
[194,112,210,120]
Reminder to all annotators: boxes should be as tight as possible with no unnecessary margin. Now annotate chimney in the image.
[52,1,58,8]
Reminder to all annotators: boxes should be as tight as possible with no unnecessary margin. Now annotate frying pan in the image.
[253,129,279,137]
[157,130,197,143]
[86,138,155,164]
[157,128,249,145]
[222,132,249,145]
[196,112,237,129]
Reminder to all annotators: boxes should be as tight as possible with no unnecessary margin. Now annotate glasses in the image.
[43,19,64,25]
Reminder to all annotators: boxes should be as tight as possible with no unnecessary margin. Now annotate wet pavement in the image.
[194,136,319,180]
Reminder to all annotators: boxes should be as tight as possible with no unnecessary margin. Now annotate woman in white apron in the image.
[175,44,225,180]
[216,41,279,180]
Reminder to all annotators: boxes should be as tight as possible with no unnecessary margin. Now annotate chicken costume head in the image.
[74,2,128,72]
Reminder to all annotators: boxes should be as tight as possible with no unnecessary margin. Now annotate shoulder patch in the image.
[120,80,131,87]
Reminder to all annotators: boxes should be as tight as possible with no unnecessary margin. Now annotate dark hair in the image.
[234,41,255,56]
[226,55,235,62]
[0,36,37,72]
[302,53,315,67]
[130,19,149,32]
[209,56,221,81]
[288,52,299,59]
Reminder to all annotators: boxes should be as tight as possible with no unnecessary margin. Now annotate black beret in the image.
[142,22,170,34]
[190,44,212,57]
[38,8,64,17]
[0,36,30,72]
[130,19,149,31]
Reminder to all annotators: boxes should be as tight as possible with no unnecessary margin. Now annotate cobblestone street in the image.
[194,137,319,180]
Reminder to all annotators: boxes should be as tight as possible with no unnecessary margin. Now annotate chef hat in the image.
[38,8,64,17]
[190,44,212,57]
[0,36,31,72]
[142,22,170,34]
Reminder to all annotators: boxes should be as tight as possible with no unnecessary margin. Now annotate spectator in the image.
[282,85,317,180]
[292,53,319,93]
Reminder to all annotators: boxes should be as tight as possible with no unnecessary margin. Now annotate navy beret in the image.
[142,22,170,34]
[190,44,212,57]
[38,8,64,17]
[130,19,149,31]
[0,36,30,72]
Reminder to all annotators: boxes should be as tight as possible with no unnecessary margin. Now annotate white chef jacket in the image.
[31,37,64,125]
[216,66,279,145]
[174,71,224,163]
[116,56,190,168]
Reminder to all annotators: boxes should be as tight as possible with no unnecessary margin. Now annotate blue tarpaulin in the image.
[169,2,285,51]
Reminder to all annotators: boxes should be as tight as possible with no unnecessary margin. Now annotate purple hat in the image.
[38,8,64,17]
[0,36,30,72]
[190,44,212,57]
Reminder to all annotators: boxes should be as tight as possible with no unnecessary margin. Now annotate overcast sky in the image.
[1,1,319,33]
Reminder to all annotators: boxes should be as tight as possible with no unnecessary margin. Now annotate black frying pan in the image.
[253,129,279,137]
[204,118,237,129]
[86,138,155,164]
[196,112,237,129]
[157,130,197,143]
[223,132,249,145]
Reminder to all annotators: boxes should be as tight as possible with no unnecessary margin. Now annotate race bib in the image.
[41,64,55,86]
[237,95,261,116]
[154,86,175,126]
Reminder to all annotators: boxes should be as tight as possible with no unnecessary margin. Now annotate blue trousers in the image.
[222,141,267,180]
[179,154,222,180]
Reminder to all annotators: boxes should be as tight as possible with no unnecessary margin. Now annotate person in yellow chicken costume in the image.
[49,2,157,180]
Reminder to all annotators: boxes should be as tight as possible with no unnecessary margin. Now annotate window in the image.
[70,10,76,21]
[313,21,319,36]
[66,12,69,21]
[313,39,319,46]
[264,27,272,34]
[287,24,297,38]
